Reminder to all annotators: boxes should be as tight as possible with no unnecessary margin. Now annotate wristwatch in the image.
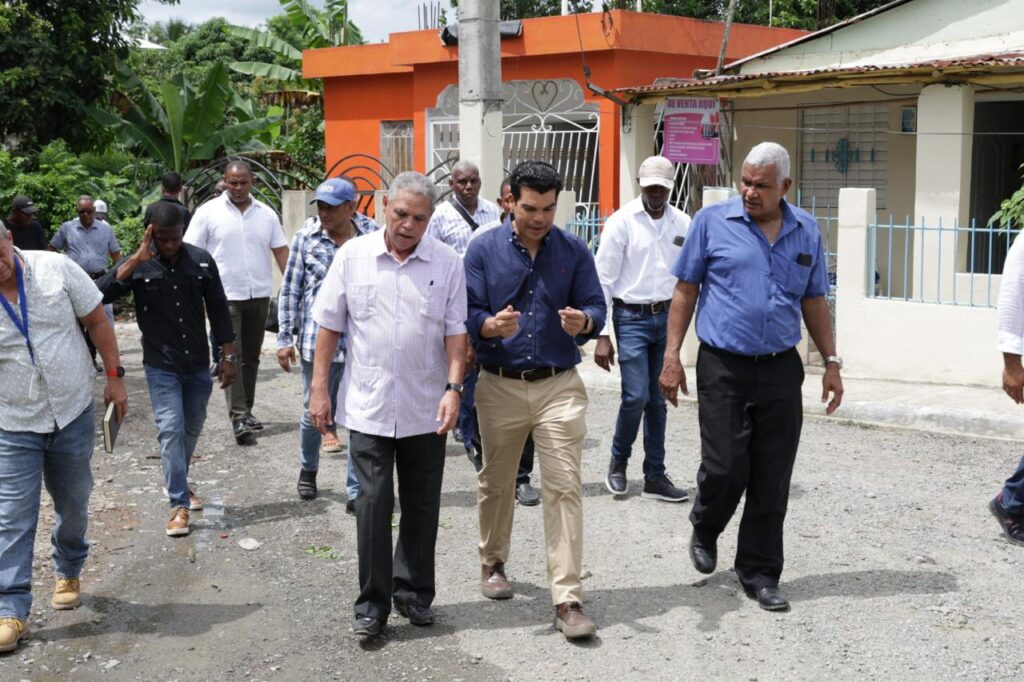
[221,353,238,364]
[106,366,125,379]
[445,382,464,395]
[824,356,843,369]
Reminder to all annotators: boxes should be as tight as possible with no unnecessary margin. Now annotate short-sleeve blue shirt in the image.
[50,219,121,274]
[671,196,828,356]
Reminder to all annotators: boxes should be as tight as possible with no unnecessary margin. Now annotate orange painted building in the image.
[304,10,804,215]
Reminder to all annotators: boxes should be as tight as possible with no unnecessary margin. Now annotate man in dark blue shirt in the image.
[99,202,237,539]
[465,161,605,640]
[660,142,843,612]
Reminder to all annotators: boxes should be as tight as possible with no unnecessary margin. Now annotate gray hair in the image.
[389,171,436,206]
[451,159,479,178]
[743,142,791,184]
[77,195,94,206]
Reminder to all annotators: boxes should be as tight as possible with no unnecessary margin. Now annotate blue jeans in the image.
[610,306,669,479]
[300,360,358,499]
[144,365,214,509]
[0,406,94,620]
[1001,454,1024,515]
[458,364,479,450]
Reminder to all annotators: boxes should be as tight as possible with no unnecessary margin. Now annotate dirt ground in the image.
[2,326,1024,681]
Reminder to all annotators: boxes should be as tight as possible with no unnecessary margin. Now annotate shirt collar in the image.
[725,196,798,236]
[370,229,433,263]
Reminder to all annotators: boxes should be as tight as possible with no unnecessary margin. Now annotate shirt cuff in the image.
[445,321,467,336]
[997,331,1023,356]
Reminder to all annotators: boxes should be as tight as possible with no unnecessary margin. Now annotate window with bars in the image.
[798,104,889,210]
[380,120,414,178]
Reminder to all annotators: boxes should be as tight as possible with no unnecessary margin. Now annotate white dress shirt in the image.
[594,197,691,335]
[997,234,1024,354]
[311,231,467,439]
[0,250,102,432]
[184,193,287,300]
[426,197,502,256]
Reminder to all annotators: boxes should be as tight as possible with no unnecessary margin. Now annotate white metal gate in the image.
[427,78,601,216]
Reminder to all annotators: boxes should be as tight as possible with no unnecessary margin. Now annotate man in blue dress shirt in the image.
[660,142,844,612]
[465,161,606,640]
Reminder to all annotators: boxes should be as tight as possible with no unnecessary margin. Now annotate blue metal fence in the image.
[566,210,608,255]
[868,217,1018,308]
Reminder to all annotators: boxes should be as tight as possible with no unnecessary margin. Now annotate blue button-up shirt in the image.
[50,218,121,275]
[465,222,606,370]
[672,197,828,356]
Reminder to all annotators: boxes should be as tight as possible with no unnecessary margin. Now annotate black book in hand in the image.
[103,402,121,453]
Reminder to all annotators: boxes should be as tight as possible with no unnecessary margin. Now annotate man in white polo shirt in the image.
[185,160,288,445]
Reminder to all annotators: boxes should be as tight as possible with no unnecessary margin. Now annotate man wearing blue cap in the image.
[277,177,379,505]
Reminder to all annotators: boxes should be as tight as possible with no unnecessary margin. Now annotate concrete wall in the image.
[836,188,1000,386]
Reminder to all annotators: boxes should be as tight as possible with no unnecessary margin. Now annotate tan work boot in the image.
[480,563,513,600]
[51,577,81,610]
[554,601,597,640]
[0,618,29,652]
[166,507,190,537]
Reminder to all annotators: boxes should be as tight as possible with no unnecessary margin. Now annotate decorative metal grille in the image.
[380,120,414,177]
[426,78,601,215]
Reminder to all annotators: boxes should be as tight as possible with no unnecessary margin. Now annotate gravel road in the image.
[2,326,1023,681]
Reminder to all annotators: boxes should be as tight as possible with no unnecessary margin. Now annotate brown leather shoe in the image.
[480,563,513,600]
[554,601,597,639]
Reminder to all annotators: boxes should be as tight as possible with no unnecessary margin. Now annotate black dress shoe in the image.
[465,446,482,473]
[345,499,356,515]
[606,458,627,496]
[353,616,383,637]
[243,415,264,431]
[745,585,790,612]
[989,495,1024,546]
[515,481,540,506]
[394,601,435,626]
[688,532,717,574]
[297,469,317,500]
[232,420,256,446]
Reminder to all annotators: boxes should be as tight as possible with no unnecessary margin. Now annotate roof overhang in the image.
[616,52,1024,102]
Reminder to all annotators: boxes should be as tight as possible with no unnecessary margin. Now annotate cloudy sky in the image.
[139,1,601,42]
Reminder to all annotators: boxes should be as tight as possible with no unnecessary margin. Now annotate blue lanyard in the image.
[0,257,35,365]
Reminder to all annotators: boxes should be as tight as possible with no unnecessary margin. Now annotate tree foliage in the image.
[448,0,593,19]
[634,0,893,30]
[0,0,177,152]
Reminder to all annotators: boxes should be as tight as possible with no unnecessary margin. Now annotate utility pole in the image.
[458,0,503,200]
[715,0,740,76]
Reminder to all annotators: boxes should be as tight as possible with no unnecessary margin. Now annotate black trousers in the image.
[350,430,446,621]
[690,344,804,591]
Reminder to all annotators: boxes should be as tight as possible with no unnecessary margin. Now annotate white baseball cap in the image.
[638,156,675,189]
[94,199,108,214]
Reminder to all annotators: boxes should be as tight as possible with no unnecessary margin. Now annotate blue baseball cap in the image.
[312,178,356,206]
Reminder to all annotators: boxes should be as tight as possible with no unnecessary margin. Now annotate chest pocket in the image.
[349,284,376,321]
[419,283,447,325]
[132,270,164,309]
[783,259,812,297]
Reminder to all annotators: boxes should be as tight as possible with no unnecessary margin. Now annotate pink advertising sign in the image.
[661,97,720,165]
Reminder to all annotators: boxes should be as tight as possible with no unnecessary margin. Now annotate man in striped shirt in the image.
[277,178,379,505]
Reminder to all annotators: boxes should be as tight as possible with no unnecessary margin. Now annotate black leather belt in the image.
[482,365,569,382]
[613,298,671,315]
[701,343,796,363]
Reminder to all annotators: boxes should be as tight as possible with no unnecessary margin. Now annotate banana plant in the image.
[87,60,281,178]
[226,0,363,83]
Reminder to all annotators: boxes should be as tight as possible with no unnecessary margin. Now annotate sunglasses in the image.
[78,209,95,215]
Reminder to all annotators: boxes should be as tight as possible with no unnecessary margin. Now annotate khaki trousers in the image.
[475,368,588,605]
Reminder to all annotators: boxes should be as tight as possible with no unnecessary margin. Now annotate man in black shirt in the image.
[143,171,192,233]
[3,196,47,250]
[99,202,236,538]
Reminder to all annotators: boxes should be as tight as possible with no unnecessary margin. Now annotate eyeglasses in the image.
[77,209,95,215]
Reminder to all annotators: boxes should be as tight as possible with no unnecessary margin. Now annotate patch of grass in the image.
[304,545,341,560]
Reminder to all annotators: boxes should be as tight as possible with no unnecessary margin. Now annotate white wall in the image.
[837,187,1001,386]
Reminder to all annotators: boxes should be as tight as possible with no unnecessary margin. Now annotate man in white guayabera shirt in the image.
[0,223,128,653]
[309,171,467,639]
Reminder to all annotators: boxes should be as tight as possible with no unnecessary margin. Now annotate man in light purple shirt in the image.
[309,171,467,638]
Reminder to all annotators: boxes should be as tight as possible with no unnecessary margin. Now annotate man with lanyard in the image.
[277,178,378,508]
[98,203,237,538]
[660,142,843,612]
[0,222,128,652]
[49,195,121,372]
[594,155,690,503]
[467,178,539,507]
[2,197,47,251]
[185,161,289,446]
[144,171,192,234]
[465,161,606,640]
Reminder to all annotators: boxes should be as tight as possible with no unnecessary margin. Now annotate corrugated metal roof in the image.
[615,51,1024,98]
